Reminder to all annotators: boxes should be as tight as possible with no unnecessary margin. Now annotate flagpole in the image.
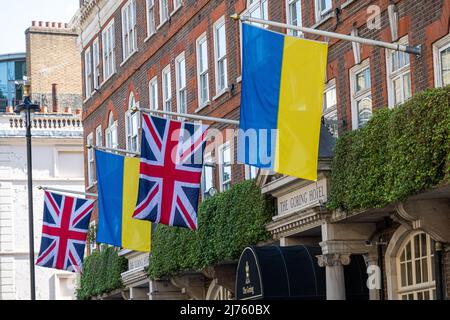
[133,107,240,126]
[87,144,141,157]
[37,186,98,198]
[232,15,422,56]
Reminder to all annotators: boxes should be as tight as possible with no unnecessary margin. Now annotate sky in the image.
[0,0,79,55]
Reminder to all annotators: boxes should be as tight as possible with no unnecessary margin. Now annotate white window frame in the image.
[87,132,94,186]
[196,33,210,107]
[246,0,269,27]
[315,0,333,23]
[95,125,103,147]
[350,60,373,130]
[84,47,92,98]
[162,65,172,112]
[245,165,258,180]
[146,0,156,38]
[433,32,450,88]
[218,142,231,192]
[122,0,137,61]
[149,76,159,110]
[286,0,302,37]
[175,52,187,114]
[89,220,97,253]
[102,20,116,82]
[125,93,140,152]
[92,38,100,90]
[323,79,338,137]
[159,0,169,26]
[105,113,118,149]
[202,153,214,199]
[396,232,436,300]
[386,36,411,107]
[173,0,182,12]
[214,17,228,95]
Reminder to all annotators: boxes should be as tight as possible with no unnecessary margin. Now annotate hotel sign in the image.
[277,179,327,216]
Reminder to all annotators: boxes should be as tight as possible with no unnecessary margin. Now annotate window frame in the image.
[315,0,333,23]
[350,59,373,130]
[323,79,338,137]
[196,33,210,107]
[92,38,100,90]
[105,112,118,149]
[121,0,138,62]
[102,20,116,82]
[218,142,232,192]
[202,153,214,199]
[386,36,412,107]
[213,17,228,95]
[87,132,94,186]
[125,93,140,152]
[146,0,156,38]
[159,0,169,26]
[286,0,302,37]
[162,65,172,112]
[175,52,187,115]
[149,76,159,110]
[433,32,450,88]
[95,125,103,147]
[84,46,93,98]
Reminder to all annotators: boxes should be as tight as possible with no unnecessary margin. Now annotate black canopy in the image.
[235,245,369,300]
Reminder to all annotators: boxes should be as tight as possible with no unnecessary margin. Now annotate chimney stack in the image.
[52,83,58,113]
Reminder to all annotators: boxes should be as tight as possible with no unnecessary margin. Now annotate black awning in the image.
[235,245,369,300]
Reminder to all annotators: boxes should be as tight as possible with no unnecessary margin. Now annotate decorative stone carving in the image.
[316,254,351,267]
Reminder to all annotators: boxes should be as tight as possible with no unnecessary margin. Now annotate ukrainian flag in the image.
[95,150,151,252]
[238,23,328,181]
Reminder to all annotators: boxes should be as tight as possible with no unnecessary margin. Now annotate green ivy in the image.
[148,180,274,279]
[76,246,128,300]
[329,86,450,211]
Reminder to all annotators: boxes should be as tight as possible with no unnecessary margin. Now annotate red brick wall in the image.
[81,0,450,219]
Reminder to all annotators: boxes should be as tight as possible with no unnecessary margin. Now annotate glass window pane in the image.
[357,96,372,127]
[403,73,412,100]
[407,261,413,286]
[440,47,450,86]
[401,263,407,287]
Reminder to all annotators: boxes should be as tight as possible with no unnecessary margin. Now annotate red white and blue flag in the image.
[36,191,95,272]
[133,114,208,230]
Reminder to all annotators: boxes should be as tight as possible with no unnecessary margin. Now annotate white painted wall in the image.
[0,114,84,300]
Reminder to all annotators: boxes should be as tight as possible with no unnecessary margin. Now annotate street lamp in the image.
[14,84,40,300]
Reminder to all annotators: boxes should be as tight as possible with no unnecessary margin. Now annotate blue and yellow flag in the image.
[238,23,328,181]
[95,150,151,252]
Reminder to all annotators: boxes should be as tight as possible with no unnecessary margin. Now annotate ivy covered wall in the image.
[328,86,450,211]
[148,180,274,279]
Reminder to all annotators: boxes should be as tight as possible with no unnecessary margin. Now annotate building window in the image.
[350,60,372,129]
[146,0,156,37]
[87,133,94,186]
[219,142,231,192]
[149,76,158,110]
[105,112,118,149]
[159,0,169,25]
[126,93,140,152]
[89,221,97,253]
[315,0,332,22]
[102,20,115,80]
[397,232,436,300]
[387,36,411,107]
[245,165,258,180]
[95,125,103,147]
[92,38,100,89]
[197,34,209,107]
[433,33,450,88]
[173,0,182,11]
[214,17,228,94]
[84,47,92,98]
[202,154,214,199]
[122,0,137,61]
[162,65,172,112]
[247,0,268,27]
[175,53,187,114]
[286,0,302,37]
[323,79,338,137]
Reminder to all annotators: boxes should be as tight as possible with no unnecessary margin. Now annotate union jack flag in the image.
[36,191,95,272]
[133,114,208,230]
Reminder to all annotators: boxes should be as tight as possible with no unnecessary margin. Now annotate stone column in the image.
[317,254,351,300]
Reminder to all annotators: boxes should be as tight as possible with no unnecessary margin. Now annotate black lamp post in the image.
[14,84,40,300]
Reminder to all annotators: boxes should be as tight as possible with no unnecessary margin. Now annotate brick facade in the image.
[26,21,82,113]
[78,0,450,297]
